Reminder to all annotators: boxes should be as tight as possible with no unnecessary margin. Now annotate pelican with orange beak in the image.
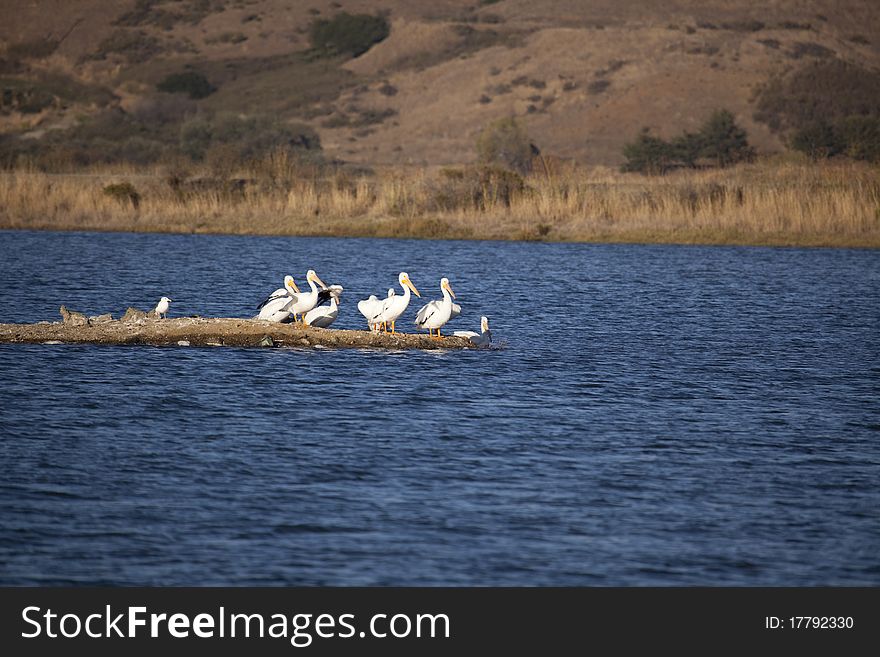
[257,275,300,322]
[374,272,421,334]
[414,277,457,338]
[288,269,329,323]
[454,315,491,347]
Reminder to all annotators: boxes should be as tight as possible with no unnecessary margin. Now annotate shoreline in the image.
[1,160,879,249]
[2,223,877,250]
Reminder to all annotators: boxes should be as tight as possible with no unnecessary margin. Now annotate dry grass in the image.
[1,157,878,247]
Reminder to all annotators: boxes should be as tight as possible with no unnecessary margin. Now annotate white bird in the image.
[288,269,329,323]
[153,296,172,319]
[358,287,395,332]
[454,316,491,347]
[414,277,457,338]
[257,275,300,322]
[374,272,421,334]
[303,285,344,328]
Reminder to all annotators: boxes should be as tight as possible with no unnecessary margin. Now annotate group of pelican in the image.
[256,270,343,327]
[255,269,491,345]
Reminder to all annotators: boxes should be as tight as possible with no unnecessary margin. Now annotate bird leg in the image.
[391,321,396,334]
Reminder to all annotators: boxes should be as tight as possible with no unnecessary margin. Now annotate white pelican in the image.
[257,275,300,322]
[303,285,344,328]
[414,277,457,338]
[454,316,491,347]
[375,272,420,334]
[358,287,394,332]
[153,297,172,319]
[288,269,328,323]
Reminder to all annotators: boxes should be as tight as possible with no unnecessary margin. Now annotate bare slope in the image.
[1,0,878,166]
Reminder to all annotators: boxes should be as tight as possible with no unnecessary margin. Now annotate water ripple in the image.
[0,231,878,585]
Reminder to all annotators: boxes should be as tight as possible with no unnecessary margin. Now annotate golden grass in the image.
[1,158,878,247]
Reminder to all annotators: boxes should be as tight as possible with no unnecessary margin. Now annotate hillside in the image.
[1,0,879,168]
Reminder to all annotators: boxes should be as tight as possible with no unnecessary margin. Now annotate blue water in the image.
[0,230,878,585]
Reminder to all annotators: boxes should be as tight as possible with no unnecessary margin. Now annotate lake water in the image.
[0,230,878,585]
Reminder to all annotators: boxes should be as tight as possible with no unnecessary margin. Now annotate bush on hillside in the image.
[179,114,322,164]
[308,12,390,58]
[838,116,880,162]
[157,71,216,99]
[789,121,841,160]
[621,130,676,174]
[475,117,536,174]
[790,116,880,162]
[621,110,754,174]
[754,60,880,133]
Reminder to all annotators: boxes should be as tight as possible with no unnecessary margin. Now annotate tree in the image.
[838,116,880,162]
[790,120,841,160]
[698,110,755,167]
[621,129,675,174]
[476,117,535,174]
[621,111,755,174]
[671,131,703,168]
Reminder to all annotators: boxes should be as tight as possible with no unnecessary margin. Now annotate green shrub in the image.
[720,20,765,32]
[432,166,524,210]
[205,32,248,45]
[621,110,754,173]
[791,116,880,162]
[179,114,322,163]
[476,116,535,174]
[838,116,880,162]
[309,12,390,58]
[103,182,141,209]
[790,121,842,159]
[621,130,676,174]
[115,0,223,27]
[698,110,755,167]
[587,79,610,94]
[93,29,162,62]
[788,42,834,59]
[754,61,880,133]
[157,71,216,99]
[476,166,525,207]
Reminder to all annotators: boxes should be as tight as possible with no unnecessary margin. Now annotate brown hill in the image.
[1,0,878,167]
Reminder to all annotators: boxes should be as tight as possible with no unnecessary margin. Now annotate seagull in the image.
[303,285,344,328]
[374,272,421,334]
[454,316,491,347]
[257,275,300,322]
[414,277,457,338]
[153,297,172,319]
